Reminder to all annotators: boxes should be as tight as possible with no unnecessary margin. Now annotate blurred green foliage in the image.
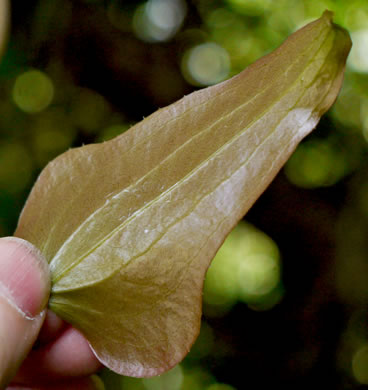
[1,0,368,388]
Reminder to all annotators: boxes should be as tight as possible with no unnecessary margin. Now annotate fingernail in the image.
[0,237,50,318]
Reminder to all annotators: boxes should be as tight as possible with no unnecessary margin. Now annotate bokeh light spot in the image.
[181,42,230,86]
[203,225,241,312]
[181,367,214,390]
[204,222,282,314]
[96,123,131,142]
[352,344,368,384]
[237,253,279,298]
[69,88,111,133]
[119,376,145,390]
[206,383,236,390]
[0,142,33,193]
[285,140,347,188]
[205,8,261,73]
[206,8,238,30]
[247,284,285,312]
[225,0,272,16]
[333,86,362,130]
[31,108,75,166]
[343,5,368,31]
[360,98,368,142]
[348,30,368,73]
[358,182,368,216]
[33,129,73,166]
[187,322,215,359]
[12,70,54,113]
[133,0,186,43]
[142,365,183,390]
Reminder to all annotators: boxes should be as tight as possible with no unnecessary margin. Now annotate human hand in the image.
[0,237,102,390]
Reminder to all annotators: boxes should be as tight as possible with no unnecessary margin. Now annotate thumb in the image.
[0,237,50,388]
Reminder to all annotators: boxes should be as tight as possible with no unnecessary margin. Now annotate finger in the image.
[36,310,66,346]
[8,374,105,390]
[12,326,101,385]
[0,237,50,389]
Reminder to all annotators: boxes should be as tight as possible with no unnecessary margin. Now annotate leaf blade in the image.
[15,11,351,377]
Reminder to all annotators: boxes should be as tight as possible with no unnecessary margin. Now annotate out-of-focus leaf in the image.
[0,0,9,60]
[15,11,351,377]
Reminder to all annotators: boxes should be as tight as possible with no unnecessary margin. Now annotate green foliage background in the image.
[1,0,368,389]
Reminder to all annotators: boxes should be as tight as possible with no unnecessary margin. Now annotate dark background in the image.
[1,1,368,389]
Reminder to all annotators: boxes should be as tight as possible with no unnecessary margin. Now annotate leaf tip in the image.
[322,9,334,23]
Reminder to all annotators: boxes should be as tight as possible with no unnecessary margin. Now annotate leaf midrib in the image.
[45,21,328,262]
[51,26,334,287]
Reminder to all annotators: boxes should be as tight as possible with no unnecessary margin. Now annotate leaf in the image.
[15,11,351,377]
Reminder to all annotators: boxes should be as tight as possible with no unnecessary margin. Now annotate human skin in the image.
[0,237,101,390]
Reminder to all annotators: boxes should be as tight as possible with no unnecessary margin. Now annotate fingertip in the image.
[13,326,102,384]
[0,237,50,387]
[0,237,50,318]
[44,326,102,376]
